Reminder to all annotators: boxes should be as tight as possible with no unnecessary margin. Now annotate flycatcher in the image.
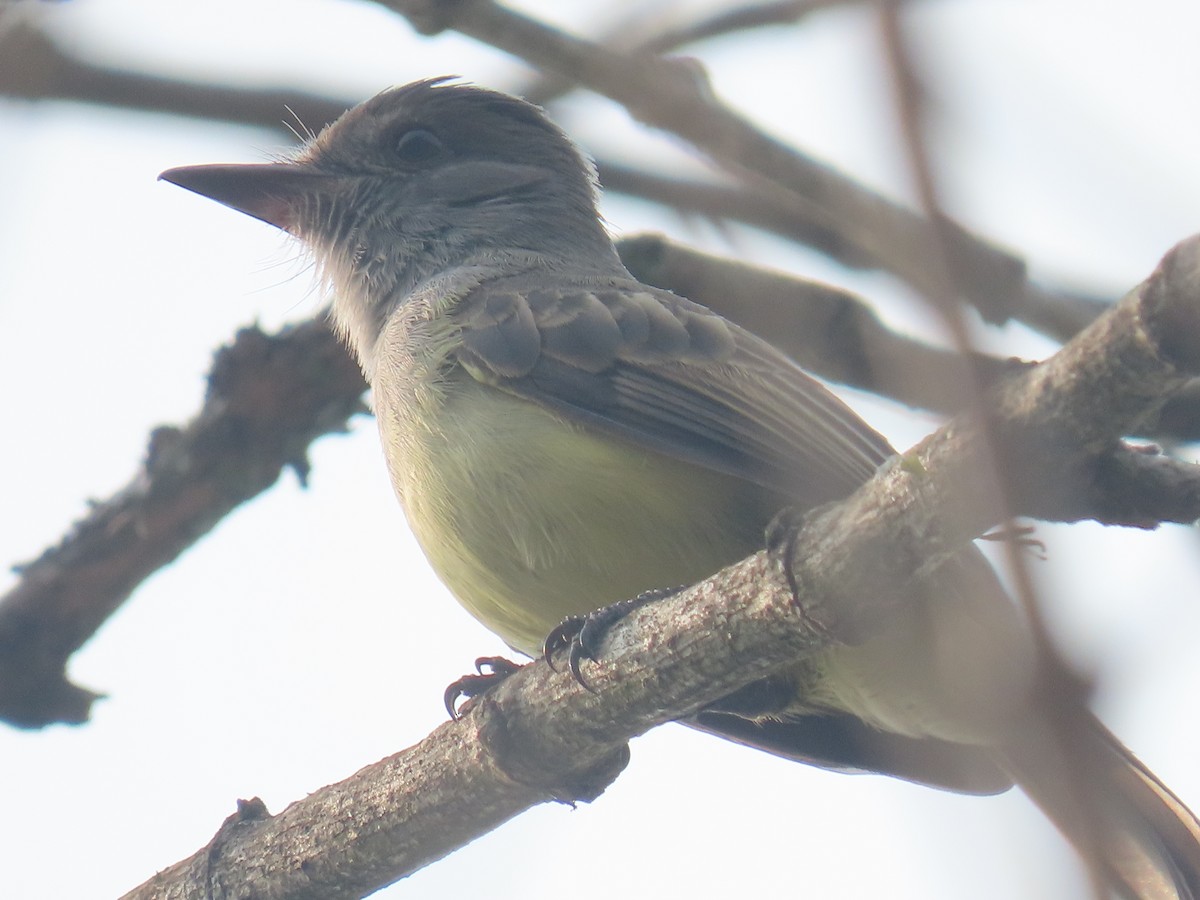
[161,78,1200,898]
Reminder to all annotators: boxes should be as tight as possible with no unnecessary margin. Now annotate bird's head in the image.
[161,78,622,356]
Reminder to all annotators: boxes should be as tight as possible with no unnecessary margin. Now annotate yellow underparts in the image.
[377,369,1035,746]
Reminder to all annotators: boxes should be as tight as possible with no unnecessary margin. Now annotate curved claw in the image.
[444,681,471,720]
[443,656,522,720]
[543,592,677,691]
[567,638,597,693]
[543,615,599,689]
[543,616,585,673]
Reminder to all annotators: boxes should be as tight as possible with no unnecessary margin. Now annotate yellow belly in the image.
[380,372,774,655]
[377,369,1034,744]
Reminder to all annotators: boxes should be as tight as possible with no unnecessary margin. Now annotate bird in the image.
[161,77,1200,898]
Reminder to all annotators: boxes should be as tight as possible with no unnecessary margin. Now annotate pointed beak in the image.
[159,162,337,232]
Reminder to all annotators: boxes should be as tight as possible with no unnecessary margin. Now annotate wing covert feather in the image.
[455,278,893,505]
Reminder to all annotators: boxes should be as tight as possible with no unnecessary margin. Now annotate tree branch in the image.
[4,237,1200,730]
[0,14,1120,346]
[0,320,365,728]
[517,0,857,107]
[0,18,351,133]
[779,234,1200,637]
[119,234,1200,900]
[384,0,1031,324]
[618,233,1026,415]
[622,234,1200,454]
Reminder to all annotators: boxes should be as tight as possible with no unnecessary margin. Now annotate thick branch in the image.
[622,234,1200,450]
[786,235,1200,637]
[119,547,803,900]
[0,320,365,728]
[598,161,888,273]
[598,165,1117,349]
[120,234,1200,900]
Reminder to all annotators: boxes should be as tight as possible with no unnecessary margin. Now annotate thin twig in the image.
[519,0,857,107]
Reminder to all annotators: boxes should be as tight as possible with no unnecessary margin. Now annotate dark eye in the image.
[393,128,444,164]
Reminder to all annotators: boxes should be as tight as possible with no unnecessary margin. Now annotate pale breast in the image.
[373,353,771,655]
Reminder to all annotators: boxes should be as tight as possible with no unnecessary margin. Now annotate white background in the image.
[3,1,1200,898]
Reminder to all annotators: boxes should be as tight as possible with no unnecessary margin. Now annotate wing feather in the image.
[455,277,894,505]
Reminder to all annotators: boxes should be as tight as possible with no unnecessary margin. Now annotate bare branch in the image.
[623,232,1200,458]
[1018,283,1114,344]
[636,0,856,54]
[0,320,365,728]
[519,0,855,107]
[599,161,884,270]
[383,0,1031,324]
[0,15,1117,346]
[5,237,1200,730]
[0,18,351,132]
[118,543,802,900]
[600,164,1118,342]
[1056,449,1200,529]
[119,234,1200,900]
[617,233,1024,415]
[785,235,1200,632]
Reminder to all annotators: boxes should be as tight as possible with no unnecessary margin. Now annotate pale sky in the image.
[3,2,1200,898]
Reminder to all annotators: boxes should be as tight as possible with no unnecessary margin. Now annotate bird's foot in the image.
[765,505,808,608]
[542,588,682,691]
[444,656,523,720]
